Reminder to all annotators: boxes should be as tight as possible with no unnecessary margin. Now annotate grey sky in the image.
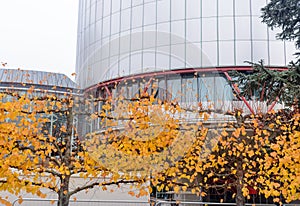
[0,0,78,78]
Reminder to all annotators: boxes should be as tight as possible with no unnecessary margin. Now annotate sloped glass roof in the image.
[0,68,77,89]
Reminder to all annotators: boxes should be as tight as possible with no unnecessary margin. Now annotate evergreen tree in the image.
[262,0,300,53]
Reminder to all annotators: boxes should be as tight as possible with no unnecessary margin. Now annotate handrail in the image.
[154,200,276,206]
[12,198,150,205]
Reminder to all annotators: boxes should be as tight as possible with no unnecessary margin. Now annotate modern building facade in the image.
[76,0,296,131]
[76,0,296,87]
[75,1,296,203]
[0,68,78,138]
[0,69,77,92]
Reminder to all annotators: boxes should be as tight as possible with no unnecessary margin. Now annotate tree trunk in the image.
[236,169,245,206]
[58,193,70,206]
[58,176,70,206]
[57,107,73,206]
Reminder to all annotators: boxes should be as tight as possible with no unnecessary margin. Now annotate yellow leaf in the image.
[128,191,135,196]
[174,186,180,193]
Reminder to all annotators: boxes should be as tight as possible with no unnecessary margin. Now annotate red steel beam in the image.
[223,71,255,115]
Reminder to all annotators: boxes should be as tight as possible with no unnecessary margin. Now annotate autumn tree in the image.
[1,71,299,206]
[227,57,300,205]
[0,89,154,206]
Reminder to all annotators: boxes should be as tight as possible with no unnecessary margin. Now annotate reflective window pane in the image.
[95,20,102,41]
[112,0,121,13]
[119,56,130,76]
[236,41,252,65]
[90,3,96,24]
[171,44,185,69]
[156,46,170,70]
[167,77,182,101]
[110,37,120,57]
[132,0,143,7]
[131,53,142,74]
[120,34,131,55]
[186,0,201,19]
[253,41,268,63]
[132,5,143,28]
[171,21,185,44]
[144,25,156,32]
[214,76,233,109]
[111,13,120,35]
[157,0,170,22]
[157,23,170,47]
[269,41,285,66]
[102,16,110,37]
[199,74,214,102]
[219,41,234,66]
[219,17,234,40]
[131,32,143,52]
[186,43,201,68]
[252,17,267,40]
[187,19,201,42]
[121,9,131,31]
[103,0,111,17]
[219,0,233,16]
[89,23,95,44]
[143,30,156,49]
[144,2,156,25]
[143,53,155,72]
[171,0,185,20]
[285,41,296,63]
[235,17,251,40]
[251,0,267,16]
[121,0,131,9]
[202,18,217,41]
[202,42,217,66]
[182,76,198,104]
[96,0,103,21]
[108,56,119,77]
[202,0,217,17]
[235,0,250,16]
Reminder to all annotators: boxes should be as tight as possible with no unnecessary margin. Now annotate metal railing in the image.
[12,198,150,206]
[12,198,281,206]
[283,204,300,206]
[154,201,276,206]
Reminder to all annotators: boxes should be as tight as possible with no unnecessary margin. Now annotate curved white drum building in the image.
[75,0,296,135]
[76,0,296,89]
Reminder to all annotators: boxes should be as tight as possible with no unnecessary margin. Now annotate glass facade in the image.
[83,72,236,134]
[76,0,296,89]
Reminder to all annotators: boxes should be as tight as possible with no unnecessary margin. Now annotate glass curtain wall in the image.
[76,0,296,89]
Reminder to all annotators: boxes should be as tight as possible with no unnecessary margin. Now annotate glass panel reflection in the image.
[157,0,170,22]
[202,18,217,41]
[236,41,252,65]
[132,6,143,28]
[186,0,201,19]
[269,41,285,66]
[182,74,198,105]
[202,0,217,17]
[219,0,233,17]
[219,17,234,41]
[171,0,185,20]
[144,2,156,25]
[235,0,250,16]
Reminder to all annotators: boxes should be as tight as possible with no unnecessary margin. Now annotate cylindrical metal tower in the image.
[76,0,296,89]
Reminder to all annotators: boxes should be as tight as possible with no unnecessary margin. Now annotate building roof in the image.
[0,68,78,89]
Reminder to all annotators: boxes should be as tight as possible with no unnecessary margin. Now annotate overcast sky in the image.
[0,0,78,78]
